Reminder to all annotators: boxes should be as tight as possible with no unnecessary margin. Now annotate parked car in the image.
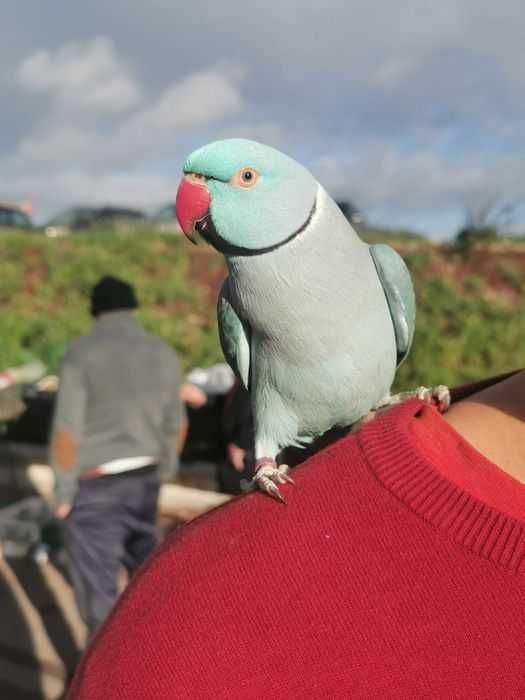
[0,203,33,230]
[44,206,147,237]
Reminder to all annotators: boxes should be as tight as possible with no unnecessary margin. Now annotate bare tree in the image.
[455,197,524,251]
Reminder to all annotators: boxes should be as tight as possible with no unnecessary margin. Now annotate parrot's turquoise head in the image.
[175,139,318,254]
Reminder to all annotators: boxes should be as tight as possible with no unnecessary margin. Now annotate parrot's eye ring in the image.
[231,167,259,189]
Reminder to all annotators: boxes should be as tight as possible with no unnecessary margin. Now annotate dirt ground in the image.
[0,553,86,699]
[0,454,222,700]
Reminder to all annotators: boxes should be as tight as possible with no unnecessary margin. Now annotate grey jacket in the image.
[51,311,185,504]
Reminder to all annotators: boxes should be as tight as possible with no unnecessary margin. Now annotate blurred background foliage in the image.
[0,226,524,388]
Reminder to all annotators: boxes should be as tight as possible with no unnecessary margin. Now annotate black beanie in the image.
[90,276,138,317]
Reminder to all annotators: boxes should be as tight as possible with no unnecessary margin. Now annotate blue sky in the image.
[1,0,524,238]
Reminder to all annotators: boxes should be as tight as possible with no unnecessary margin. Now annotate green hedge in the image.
[0,228,524,389]
[0,228,222,373]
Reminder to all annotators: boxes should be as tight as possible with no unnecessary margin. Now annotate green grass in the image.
[0,227,524,389]
[0,228,223,373]
[395,282,525,389]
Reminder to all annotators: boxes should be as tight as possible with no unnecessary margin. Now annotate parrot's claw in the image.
[414,384,451,413]
[374,384,451,414]
[352,384,451,434]
[253,462,293,503]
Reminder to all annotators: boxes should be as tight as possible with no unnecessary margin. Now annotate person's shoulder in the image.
[60,333,94,366]
[111,430,366,590]
[70,431,387,693]
[144,333,181,365]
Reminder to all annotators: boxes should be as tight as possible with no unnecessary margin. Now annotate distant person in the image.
[50,275,186,636]
[219,379,255,494]
[177,366,252,494]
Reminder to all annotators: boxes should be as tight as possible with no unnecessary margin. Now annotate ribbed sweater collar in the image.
[359,389,525,574]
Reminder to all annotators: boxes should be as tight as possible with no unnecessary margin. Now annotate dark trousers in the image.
[64,467,160,635]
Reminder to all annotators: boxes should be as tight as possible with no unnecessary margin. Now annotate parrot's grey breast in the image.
[227,187,398,439]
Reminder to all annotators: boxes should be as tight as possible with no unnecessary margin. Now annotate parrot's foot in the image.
[351,385,451,434]
[413,385,451,413]
[375,384,451,414]
[253,459,294,503]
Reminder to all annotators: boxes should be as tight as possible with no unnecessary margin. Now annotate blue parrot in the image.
[175,139,446,502]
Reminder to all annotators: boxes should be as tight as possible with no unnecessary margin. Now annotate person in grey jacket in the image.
[50,275,186,635]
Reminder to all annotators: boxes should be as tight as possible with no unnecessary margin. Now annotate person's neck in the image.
[96,309,135,322]
[444,370,525,484]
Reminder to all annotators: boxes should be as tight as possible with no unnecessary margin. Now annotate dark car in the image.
[45,206,147,236]
[0,204,33,230]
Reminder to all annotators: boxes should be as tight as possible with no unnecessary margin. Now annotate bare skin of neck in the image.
[444,370,525,484]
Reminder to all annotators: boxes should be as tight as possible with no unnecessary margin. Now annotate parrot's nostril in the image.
[186,172,207,184]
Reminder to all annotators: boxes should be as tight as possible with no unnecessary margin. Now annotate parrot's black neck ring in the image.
[195,198,317,257]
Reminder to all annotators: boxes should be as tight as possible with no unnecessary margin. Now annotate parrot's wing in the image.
[370,244,416,367]
[217,277,251,390]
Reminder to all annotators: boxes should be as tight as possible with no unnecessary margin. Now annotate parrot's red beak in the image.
[175,175,211,243]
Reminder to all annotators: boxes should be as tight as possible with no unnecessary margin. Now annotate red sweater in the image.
[69,380,525,699]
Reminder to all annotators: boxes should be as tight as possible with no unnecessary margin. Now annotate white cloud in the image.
[0,168,177,220]
[372,57,417,90]
[16,36,141,114]
[2,41,249,218]
[116,65,245,144]
[8,54,246,174]
[2,3,525,235]
[313,143,525,213]
[216,122,287,149]
[15,125,96,165]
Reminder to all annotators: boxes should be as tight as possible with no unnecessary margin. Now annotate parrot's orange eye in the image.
[232,167,259,188]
